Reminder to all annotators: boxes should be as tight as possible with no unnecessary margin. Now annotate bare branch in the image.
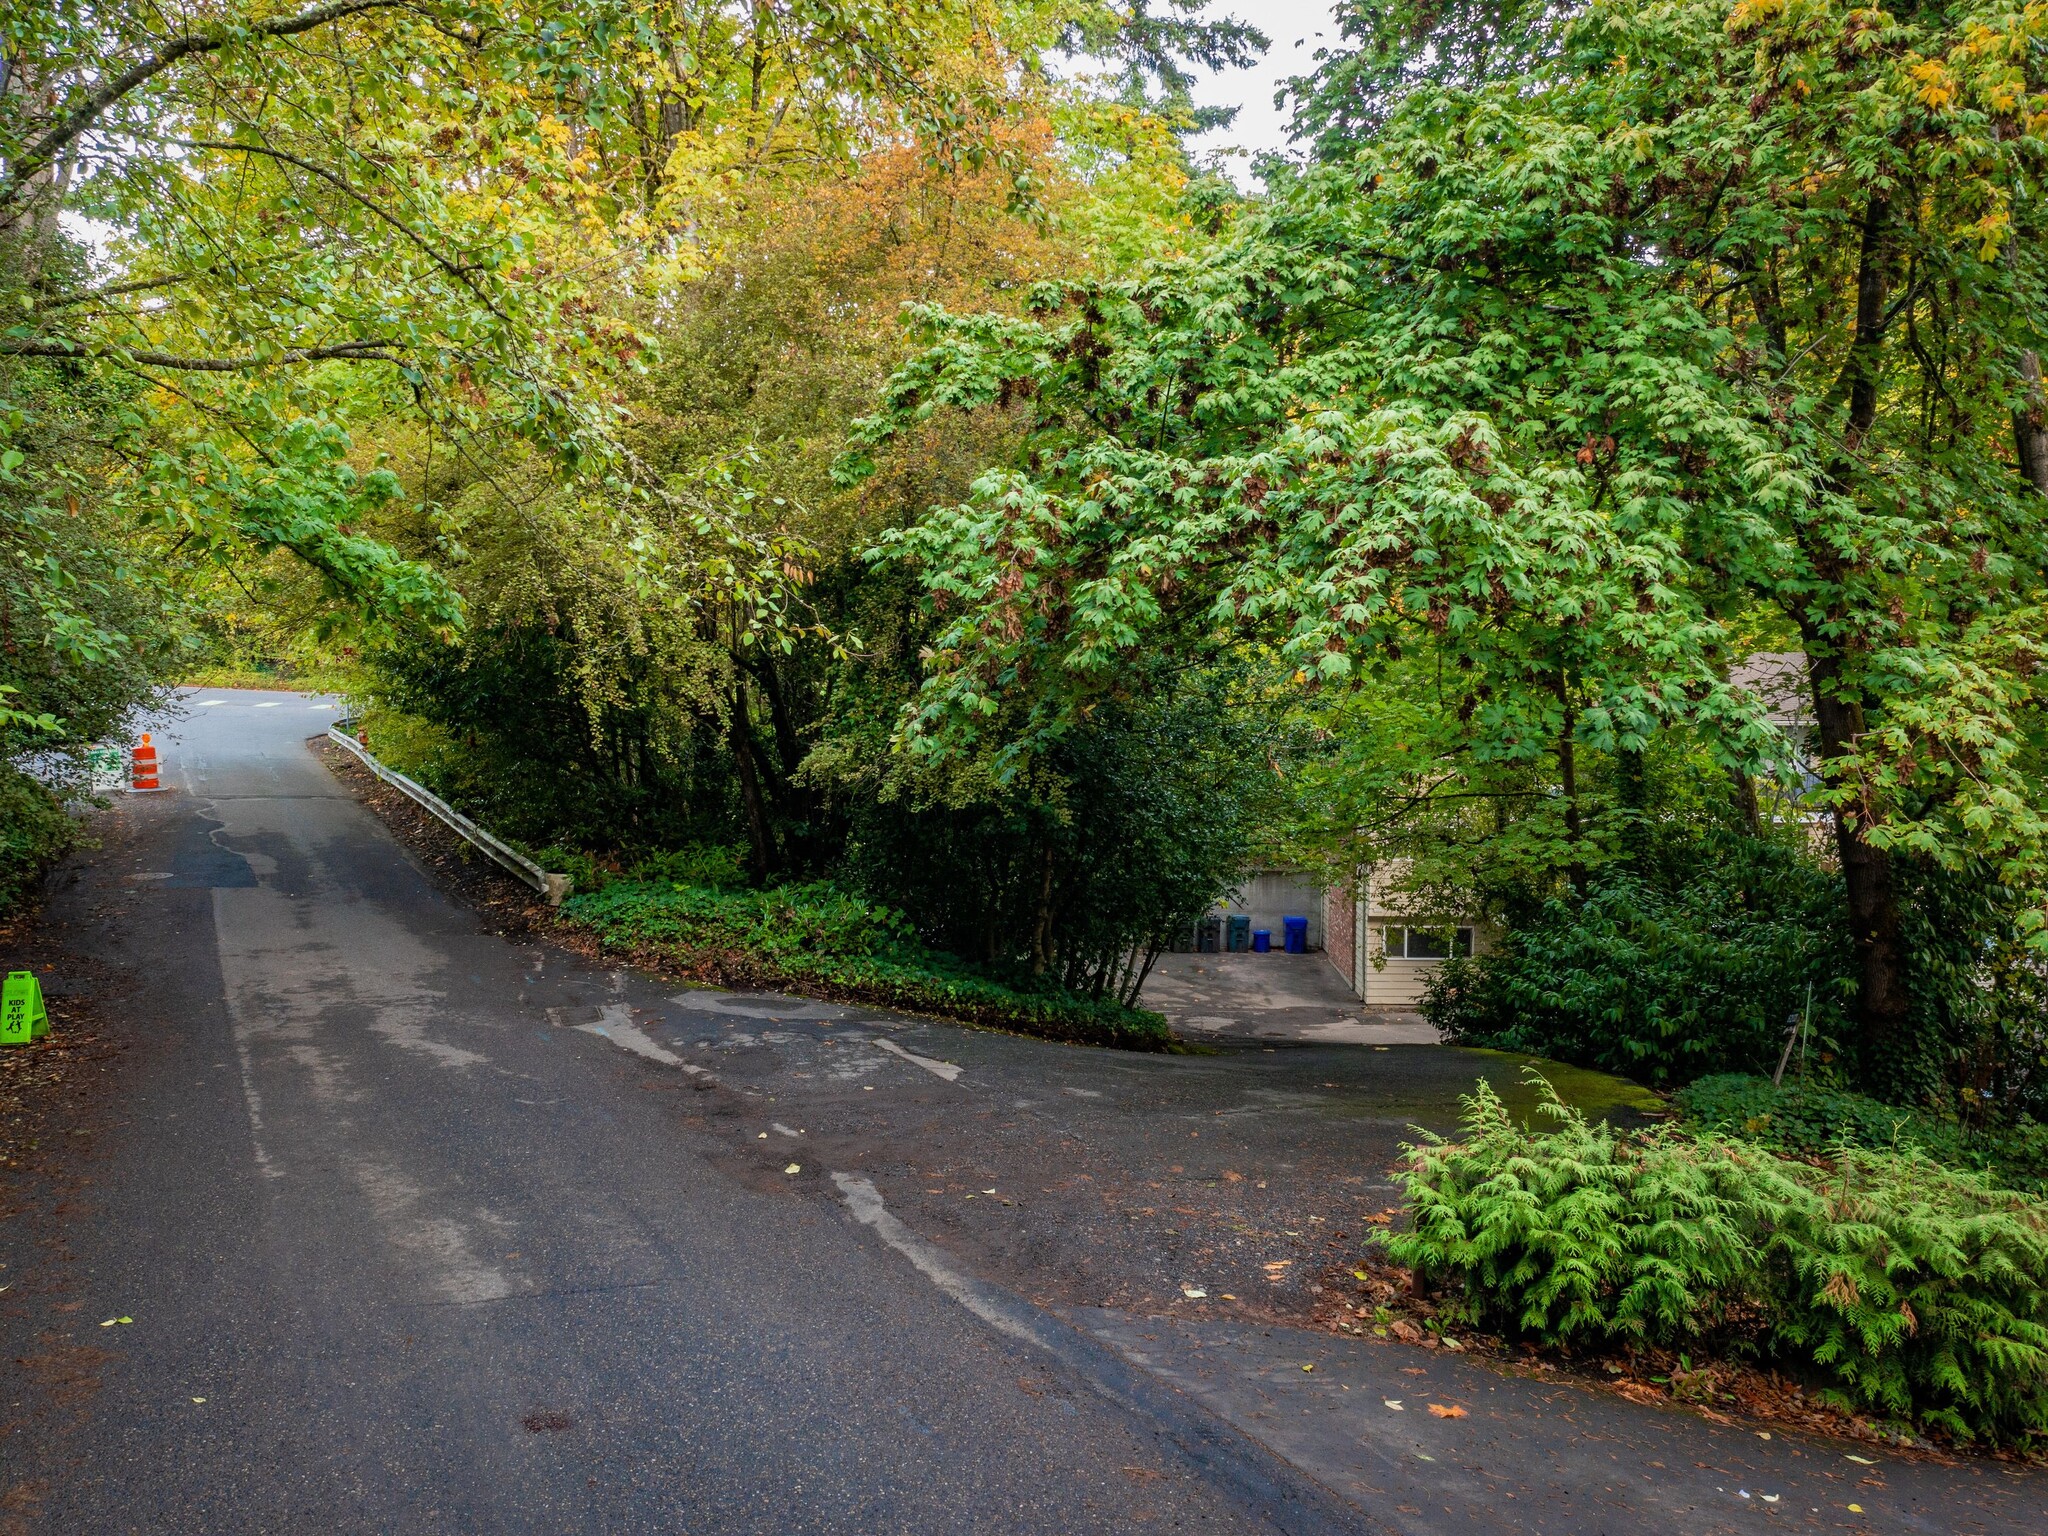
[1,336,401,370]
[35,270,202,309]
[0,0,414,214]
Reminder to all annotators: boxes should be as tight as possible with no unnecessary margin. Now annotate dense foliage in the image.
[1388,1076,2048,1445]
[845,0,2048,1100]
[1421,836,1852,1085]
[0,765,78,910]
[1680,1073,2048,1193]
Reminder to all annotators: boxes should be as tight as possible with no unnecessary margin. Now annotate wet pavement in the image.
[2,688,2042,1534]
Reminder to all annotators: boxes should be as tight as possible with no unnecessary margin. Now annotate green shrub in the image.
[0,765,76,913]
[1383,1074,2048,1446]
[1421,844,1850,1087]
[1391,1076,1785,1347]
[1766,1150,2048,1443]
[1679,1074,2048,1194]
[561,877,1171,1050]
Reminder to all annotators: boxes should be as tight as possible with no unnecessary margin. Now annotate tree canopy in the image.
[846,0,2048,1081]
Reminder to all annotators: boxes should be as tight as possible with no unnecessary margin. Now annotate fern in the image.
[1382,1072,2048,1446]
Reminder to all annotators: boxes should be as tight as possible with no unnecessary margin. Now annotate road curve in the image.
[0,691,1330,1534]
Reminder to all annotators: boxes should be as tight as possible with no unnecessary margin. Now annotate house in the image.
[1193,866,1490,1010]
[1321,867,1491,1008]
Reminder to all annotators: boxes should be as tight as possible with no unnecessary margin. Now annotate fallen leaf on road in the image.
[1301,1364,1315,1373]
[99,1317,132,1327]
[191,1397,205,1404]
[1383,1400,1404,1410]
[1181,1287,1207,1299]
[783,1164,801,1174]
[1399,1367,1427,1376]
[1847,1504,1863,1514]
[982,1188,996,1195]
[1756,1431,1771,1440]
[1426,1403,1467,1418]
[1219,1293,1237,1300]
[1223,1171,1242,1183]
[1844,1455,1876,1465]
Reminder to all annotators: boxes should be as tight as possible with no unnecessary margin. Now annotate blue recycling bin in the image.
[1251,928,1272,953]
[1282,915,1309,954]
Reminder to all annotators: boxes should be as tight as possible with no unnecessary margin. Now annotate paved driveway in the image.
[1143,953,1438,1045]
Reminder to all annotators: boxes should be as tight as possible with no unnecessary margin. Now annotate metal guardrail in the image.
[326,725,572,906]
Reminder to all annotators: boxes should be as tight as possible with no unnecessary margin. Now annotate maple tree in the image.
[847,0,2048,1086]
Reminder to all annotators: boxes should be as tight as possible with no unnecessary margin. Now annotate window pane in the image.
[1407,928,1452,959]
[1455,928,1473,957]
[1382,927,1405,958]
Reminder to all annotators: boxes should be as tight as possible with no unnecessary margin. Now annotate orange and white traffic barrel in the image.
[129,733,166,792]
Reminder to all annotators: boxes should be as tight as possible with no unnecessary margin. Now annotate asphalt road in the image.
[0,693,1339,1534]
[4,691,2045,1535]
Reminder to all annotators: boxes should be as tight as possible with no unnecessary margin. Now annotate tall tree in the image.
[842,0,2048,1088]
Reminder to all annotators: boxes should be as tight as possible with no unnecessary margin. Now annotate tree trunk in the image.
[1727,766,1763,837]
[729,682,776,882]
[1799,196,1912,1072]
[750,654,806,779]
[1028,843,1056,975]
[1557,709,1586,897]
[2014,350,2048,495]
[1805,651,1912,1066]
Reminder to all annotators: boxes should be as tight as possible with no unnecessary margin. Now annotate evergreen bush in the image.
[1385,1074,2048,1446]
[1419,843,1852,1087]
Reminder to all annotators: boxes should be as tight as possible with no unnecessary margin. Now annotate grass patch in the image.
[1463,1048,1668,1125]
[560,877,1172,1050]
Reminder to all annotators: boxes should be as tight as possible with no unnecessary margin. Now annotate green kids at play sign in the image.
[1,971,48,1044]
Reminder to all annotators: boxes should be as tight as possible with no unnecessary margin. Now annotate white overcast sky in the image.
[1180,0,1344,179]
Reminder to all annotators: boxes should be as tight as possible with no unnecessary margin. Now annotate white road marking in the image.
[196,698,229,706]
[833,1175,1041,1345]
[253,701,281,708]
[872,1037,962,1083]
[668,988,855,1021]
[230,1021,281,1180]
[580,1004,710,1076]
[771,1122,802,1138]
[1063,1086,1103,1099]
